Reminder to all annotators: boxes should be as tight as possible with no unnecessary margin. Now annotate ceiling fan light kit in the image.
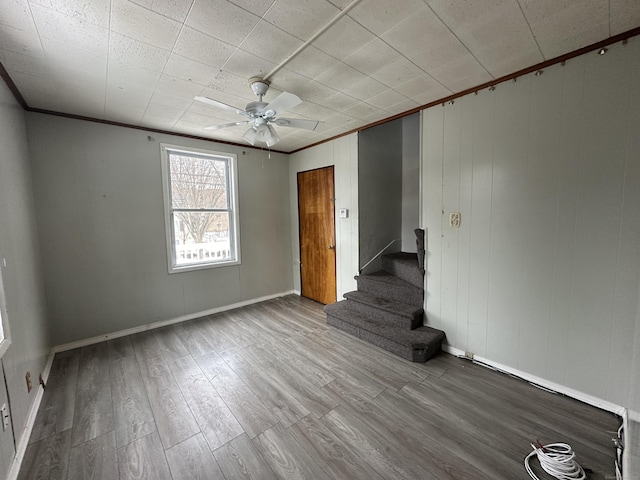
[256,124,280,147]
[242,123,280,147]
[195,77,319,148]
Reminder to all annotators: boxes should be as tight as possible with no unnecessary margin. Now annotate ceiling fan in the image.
[195,77,319,147]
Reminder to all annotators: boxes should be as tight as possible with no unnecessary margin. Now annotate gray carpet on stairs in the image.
[381,252,424,288]
[324,234,445,363]
[355,272,423,307]
[325,302,444,362]
[343,291,423,330]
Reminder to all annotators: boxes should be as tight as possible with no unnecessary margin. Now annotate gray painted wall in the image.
[27,113,293,346]
[422,37,640,408]
[358,120,402,272]
[401,113,420,252]
[629,288,640,476]
[623,282,640,480]
[0,81,50,471]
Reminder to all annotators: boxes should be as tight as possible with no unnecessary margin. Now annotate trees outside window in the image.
[161,145,240,272]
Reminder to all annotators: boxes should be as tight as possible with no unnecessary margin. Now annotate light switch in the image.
[339,208,348,218]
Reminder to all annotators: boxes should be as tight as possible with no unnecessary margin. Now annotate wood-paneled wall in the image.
[422,37,640,408]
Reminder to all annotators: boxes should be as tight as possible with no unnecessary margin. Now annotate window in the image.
[161,144,240,273]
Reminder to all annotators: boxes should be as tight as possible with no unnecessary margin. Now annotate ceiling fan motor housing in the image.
[245,101,268,117]
[249,77,270,98]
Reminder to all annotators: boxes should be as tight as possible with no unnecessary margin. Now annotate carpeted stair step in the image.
[381,252,424,289]
[343,291,423,330]
[355,272,423,307]
[324,301,444,363]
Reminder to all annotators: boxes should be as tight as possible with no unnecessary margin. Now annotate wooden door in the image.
[298,166,336,304]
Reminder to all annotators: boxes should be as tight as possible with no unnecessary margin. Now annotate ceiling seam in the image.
[104,0,112,117]
[21,0,50,111]
[204,4,441,122]
[515,0,545,61]
[291,26,640,153]
[263,0,363,80]
[340,7,452,97]
[155,0,197,131]
[424,4,494,80]
[214,2,279,82]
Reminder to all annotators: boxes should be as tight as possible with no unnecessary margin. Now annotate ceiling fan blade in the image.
[204,120,250,131]
[195,96,245,114]
[274,118,319,131]
[263,92,302,117]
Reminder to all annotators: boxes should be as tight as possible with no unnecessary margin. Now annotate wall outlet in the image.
[450,212,461,228]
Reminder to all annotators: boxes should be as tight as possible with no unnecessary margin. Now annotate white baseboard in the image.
[441,344,625,416]
[53,290,296,353]
[7,350,55,480]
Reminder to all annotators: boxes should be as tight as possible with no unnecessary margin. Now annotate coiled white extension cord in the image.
[524,442,586,480]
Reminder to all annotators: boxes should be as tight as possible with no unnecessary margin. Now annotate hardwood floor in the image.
[19,295,620,480]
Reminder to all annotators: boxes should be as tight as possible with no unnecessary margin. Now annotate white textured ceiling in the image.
[1,0,639,152]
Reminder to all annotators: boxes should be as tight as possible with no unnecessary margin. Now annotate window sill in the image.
[168,259,241,274]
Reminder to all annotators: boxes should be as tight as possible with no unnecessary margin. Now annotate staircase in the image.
[324,230,445,363]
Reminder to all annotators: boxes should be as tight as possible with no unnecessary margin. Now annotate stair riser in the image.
[356,277,423,307]
[346,299,422,330]
[326,315,359,337]
[359,329,437,363]
[381,257,424,288]
[326,314,439,363]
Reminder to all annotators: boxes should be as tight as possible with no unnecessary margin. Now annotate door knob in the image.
[328,244,335,249]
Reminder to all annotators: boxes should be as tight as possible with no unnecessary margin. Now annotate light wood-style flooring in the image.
[19,295,620,479]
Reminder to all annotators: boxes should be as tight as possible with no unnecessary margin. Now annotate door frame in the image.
[288,134,359,304]
[297,166,337,304]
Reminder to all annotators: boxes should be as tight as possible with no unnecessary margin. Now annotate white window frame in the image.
[0,266,11,359]
[160,144,241,273]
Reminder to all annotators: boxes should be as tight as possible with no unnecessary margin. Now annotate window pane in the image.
[169,153,228,209]
[173,212,231,266]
